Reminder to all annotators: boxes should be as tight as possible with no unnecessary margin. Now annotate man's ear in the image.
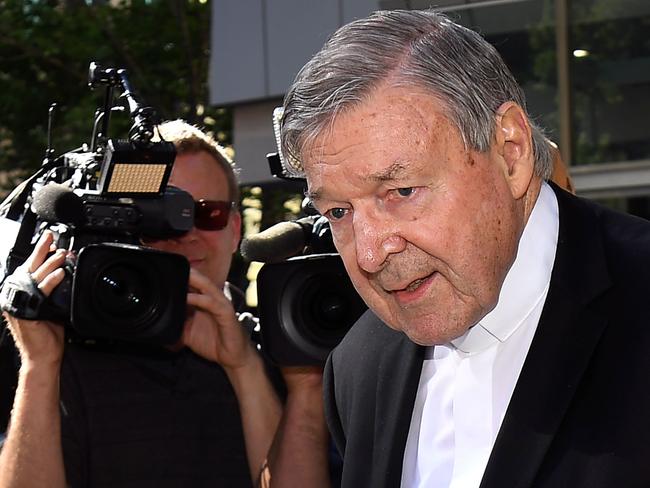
[495,102,535,200]
[230,210,242,254]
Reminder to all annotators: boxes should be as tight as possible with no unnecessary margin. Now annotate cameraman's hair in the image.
[156,120,240,205]
[281,9,552,180]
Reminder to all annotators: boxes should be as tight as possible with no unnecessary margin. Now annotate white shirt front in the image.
[401,182,559,488]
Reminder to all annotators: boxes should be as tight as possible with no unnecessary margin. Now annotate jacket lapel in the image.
[373,328,425,487]
[480,184,611,488]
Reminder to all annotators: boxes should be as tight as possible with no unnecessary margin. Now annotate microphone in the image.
[240,216,318,263]
[31,183,84,225]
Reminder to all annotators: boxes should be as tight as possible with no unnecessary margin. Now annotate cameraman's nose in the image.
[176,226,200,243]
[352,210,405,273]
[156,226,199,249]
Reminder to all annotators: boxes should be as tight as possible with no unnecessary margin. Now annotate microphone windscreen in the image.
[240,221,307,263]
[32,183,84,225]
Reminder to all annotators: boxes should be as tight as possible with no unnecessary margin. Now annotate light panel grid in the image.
[106,163,167,193]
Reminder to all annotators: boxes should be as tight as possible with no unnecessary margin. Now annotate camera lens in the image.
[258,253,367,365]
[86,255,164,335]
[318,293,350,327]
[301,276,358,339]
[288,270,366,354]
[95,263,151,318]
[71,243,189,345]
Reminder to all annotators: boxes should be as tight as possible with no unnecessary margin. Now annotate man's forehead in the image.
[300,84,465,200]
[304,83,444,147]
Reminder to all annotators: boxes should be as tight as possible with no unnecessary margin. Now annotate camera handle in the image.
[88,62,156,148]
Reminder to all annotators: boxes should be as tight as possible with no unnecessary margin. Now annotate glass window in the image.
[444,0,559,144]
[570,0,650,165]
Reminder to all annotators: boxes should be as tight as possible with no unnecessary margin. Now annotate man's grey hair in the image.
[280,9,552,180]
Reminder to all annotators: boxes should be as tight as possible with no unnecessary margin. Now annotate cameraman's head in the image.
[146,120,241,288]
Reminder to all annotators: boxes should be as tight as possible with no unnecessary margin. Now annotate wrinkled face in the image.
[148,150,241,288]
[303,84,525,345]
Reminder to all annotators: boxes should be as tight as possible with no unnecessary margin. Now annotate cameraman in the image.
[0,120,320,487]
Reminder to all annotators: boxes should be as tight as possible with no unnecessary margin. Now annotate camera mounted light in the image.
[97,139,175,196]
[267,107,305,181]
[88,61,174,197]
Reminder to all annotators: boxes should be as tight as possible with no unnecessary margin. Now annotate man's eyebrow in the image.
[369,161,409,182]
[305,187,322,203]
[305,161,410,203]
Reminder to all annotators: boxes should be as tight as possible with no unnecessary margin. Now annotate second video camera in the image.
[241,187,367,366]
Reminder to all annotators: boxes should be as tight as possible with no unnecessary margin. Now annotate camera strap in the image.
[5,210,38,277]
[1,170,44,279]
[1,161,53,221]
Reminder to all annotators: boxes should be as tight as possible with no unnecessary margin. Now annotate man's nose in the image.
[169,226,200,245]
[352,208,405,273]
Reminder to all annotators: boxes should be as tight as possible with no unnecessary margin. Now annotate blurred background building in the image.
[209,0,650,217]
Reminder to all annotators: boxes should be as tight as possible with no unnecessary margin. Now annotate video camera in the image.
[240,108,367,366]
[0,62,192,346]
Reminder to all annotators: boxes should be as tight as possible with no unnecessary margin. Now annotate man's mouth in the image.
[404,276,428,292]
[390,273,436,304]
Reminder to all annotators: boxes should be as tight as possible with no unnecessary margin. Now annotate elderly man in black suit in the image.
[278,9,650,488]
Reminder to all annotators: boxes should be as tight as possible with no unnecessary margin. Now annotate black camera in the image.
[256,252,367,366]
[243,214,368,365]
[242,107,367,365]
[0,62,192,345]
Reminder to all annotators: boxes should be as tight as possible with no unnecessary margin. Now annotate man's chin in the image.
[396,318,470,347]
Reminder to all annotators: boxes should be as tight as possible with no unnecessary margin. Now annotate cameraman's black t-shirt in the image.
[60,342,253,488]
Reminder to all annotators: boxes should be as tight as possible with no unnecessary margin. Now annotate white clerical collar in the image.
[449,182,559,355]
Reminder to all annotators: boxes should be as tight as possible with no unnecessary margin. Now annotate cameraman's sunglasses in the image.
[194,199,236,231]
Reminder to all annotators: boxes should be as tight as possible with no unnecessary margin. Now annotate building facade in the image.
[209,0,650,216]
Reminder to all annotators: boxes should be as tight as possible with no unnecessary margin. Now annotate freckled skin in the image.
[303,83,537,345]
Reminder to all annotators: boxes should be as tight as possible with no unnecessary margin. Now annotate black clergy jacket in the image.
[324,183,650,488]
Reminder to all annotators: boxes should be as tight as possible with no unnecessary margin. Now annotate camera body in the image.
[0,63,192,346]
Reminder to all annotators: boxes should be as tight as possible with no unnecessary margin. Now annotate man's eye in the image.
[396,187,415,197]
[328,207,347,220]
